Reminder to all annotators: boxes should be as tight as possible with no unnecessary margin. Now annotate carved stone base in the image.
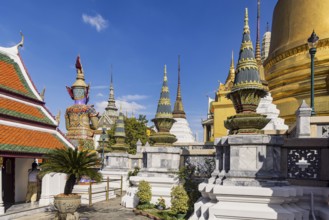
[149,132,177,146]
[224,113,270,134]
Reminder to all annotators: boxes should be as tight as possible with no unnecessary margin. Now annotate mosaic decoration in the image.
[287,149,320,179]
[65,56,98,149]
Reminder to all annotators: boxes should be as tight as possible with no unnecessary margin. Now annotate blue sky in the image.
[0,0,277,141]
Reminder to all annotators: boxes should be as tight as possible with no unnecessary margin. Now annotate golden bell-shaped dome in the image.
[269,0,329,58]
[265,0,329,126]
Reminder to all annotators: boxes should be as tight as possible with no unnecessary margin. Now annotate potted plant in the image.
[40,148,102,219]
[136,180,153,210]
[171,185,189,219]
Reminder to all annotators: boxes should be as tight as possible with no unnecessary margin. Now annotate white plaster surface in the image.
[15,158,34,202]
[39,173,67,206]
[170,118,195,144]
[257,93,288,131]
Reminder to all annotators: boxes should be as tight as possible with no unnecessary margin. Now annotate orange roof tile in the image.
[0,60,27,93]
[0,54,37,100]
[0,124,66,153]
[0,97,54,125]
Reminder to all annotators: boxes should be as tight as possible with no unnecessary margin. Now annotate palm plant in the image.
[40,148,102,195]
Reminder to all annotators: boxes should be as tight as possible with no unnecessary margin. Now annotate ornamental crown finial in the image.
[244,8,250,33]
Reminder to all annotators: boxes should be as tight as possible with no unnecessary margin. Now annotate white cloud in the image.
[91,85,109,90]
[96,93,104,97]
[118,94,148,101]
[95,100,146,115]
[82,13,108,32]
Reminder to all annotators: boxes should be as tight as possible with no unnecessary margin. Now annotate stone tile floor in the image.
[14,197,149,220]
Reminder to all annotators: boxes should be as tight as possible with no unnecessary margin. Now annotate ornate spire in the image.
[224,8,268,134]
[155,65,173,119]
[255,0,262,65]
[150,65,177,146]
[173,55,186,118]
[231,8,263,93]
[106,65,118,111]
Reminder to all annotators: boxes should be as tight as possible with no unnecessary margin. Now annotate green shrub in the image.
[136,202,154,210]
[128,167,140,179]
[171,185,189,214]
[136,180,152,204]
[156,197,166,209]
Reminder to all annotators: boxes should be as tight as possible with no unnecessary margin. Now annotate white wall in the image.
[15,158,34,202]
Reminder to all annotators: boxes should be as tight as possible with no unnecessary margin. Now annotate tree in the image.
[40,148,102,195]
[104,114,152,153]
[124,114,150,153]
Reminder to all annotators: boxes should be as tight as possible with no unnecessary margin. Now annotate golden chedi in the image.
[264,0,329,125]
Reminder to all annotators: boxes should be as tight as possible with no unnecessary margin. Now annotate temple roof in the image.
[0,40,74,155]
[173,55,186,119]
[0,96,55,126]
[231,8,263,92]
[0,51,42,102]
[155,65,173,119]
[0,123,70,154]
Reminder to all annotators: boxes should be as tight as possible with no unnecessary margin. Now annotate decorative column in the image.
[307,31,319,116]
[0,157,4,214]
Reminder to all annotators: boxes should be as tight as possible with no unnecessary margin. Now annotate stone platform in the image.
[122,146,181,208]
[72,183,116,205]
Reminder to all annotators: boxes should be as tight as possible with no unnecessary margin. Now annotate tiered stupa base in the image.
[170,118,195,144]
[190,135,309,220]
[224,113,270,135]
[190,184,309,220]
[149,132,177,146]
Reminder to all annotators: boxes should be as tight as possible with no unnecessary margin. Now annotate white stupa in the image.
[170,56,195,144]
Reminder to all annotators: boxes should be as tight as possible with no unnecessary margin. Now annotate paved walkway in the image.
[14,197,149,220]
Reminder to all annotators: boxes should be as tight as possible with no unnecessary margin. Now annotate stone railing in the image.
[281,138,329,186]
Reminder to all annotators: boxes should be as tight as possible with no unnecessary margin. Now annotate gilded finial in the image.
[164,64,167,81]
[244,8,249,33]
[230,51,234,69]
[255,0,262,64]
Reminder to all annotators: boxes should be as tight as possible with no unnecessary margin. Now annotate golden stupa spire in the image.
[173,55,186,118]
[223,51,235,91]
[230,50,234,69]
[255,0,262,65]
